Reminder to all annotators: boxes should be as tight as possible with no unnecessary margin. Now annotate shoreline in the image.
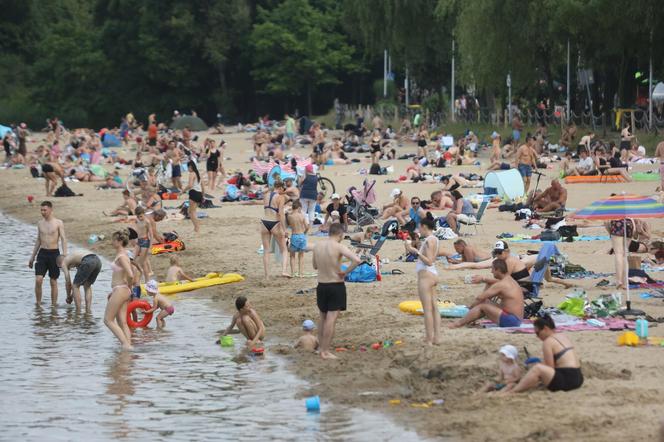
[3,131,663,440]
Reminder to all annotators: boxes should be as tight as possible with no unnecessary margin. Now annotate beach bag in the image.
[344,262,377,283]
[162,231,179,242]
[54,184,79,197]
[540,230,561,241]
[557,225,578,238]
[369,163,383,175]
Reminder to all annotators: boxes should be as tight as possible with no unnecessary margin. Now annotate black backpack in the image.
[54,184,80,197]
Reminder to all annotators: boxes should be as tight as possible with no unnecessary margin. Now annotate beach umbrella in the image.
[170,115,208,131]
[571,193,664,316]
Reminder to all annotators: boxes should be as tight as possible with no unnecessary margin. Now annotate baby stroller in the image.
[347,179,379,231]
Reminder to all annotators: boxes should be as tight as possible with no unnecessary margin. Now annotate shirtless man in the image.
[28,201,67,304]
[42,162,66,196]
[428,190,453,210]
[168,144,183,191]
[531,179,567,212]
[516,136,539,192]
[381,188,410,225]
[133,206,163,283]
[449,259,524,328]
[105,189,138,217]
[654,140,664,191]
[312,223,361,360]
[222,296,266,348]
[58,252,102,312]
[287,200,309,277]
[439,239,491,264]
[312,123,326,169]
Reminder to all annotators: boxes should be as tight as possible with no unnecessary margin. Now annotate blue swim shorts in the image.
[290,233,308,252]
[499,311,522,328]
[517,163,532,178]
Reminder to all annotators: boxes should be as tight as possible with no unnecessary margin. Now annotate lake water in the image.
[0,212,423,441]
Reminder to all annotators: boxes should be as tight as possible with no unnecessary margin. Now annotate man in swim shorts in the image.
[312,223,361,360]
[449,259,524,329]
[287,200,309,277]
[28,201,67,305]
[516,136,539,192]
[58,252,102,312]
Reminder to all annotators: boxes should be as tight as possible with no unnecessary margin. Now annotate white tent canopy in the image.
[484,169,525,201]
[652,82,664,104]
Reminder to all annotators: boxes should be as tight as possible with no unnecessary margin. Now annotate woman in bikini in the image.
[183,160,205,233]
[370,130,383,165]
[205,139,221,190]
[416,125,429,158]
[404,213,441,345]
[105,230,134,350]
[260,181,289,279]
[507,314,583,393]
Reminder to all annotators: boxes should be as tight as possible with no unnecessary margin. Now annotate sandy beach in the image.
[4,131,664,441]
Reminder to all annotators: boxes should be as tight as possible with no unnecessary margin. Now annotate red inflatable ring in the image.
[126,300,153,328]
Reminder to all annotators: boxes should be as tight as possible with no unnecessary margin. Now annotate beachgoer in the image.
[404,213,441,345]
[41,161,66,196]
[294,319,318,351]
[606,218,634,289]
[416,125,429,158]
[507,315,583,393]
[183,160,205,233]
[512,115,523,144]
[28,201,67,305]
[58,252,101,312]
[143,279,175,328]
[446,190,476,233]
[381,188,409,225]
[531,179,567,212]
[439,239,491,264]
[283,176,300,201]
[568,149,595,176]
[285,113,297,147]
[370,130,383,165]
[260,181,289,279]
[481,345,523,393]
[312,223,361,360]
[205,139,222,190]
[133,206,161,283]
[287,200,309,277]
[325,193,349,230]
[449,259,524,328]
[222,296,266,348]
[106,230,133,350]
[105,189,137,217]
[298,164,318,224]
[516,136,539,193]
[312,122,326,169]
[166,255,194,282]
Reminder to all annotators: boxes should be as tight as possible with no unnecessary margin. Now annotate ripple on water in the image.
[0,212,424,441]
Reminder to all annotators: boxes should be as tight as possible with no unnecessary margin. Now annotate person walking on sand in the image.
[312,223,361,360]
[182,160,205,233]
[28,201,67,305]
[260,181,289,279]
[404,213,441,345]
[58,252,102,312]
[106,230,134,350]
[516,136,539,193]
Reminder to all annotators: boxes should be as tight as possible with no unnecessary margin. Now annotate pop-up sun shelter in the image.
[0,125,12,138]
[483,169,525,201]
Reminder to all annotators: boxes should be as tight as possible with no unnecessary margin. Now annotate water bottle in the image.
[88,234,98,245]
[635,318,648,339]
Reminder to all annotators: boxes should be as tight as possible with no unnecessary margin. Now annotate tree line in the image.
[1,0,663,128]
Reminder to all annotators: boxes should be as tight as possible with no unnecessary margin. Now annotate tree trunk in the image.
[307,81,313,116]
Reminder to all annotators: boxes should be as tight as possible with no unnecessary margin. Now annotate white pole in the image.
[405,67,409,107]
[508,73,512,124]
[383,49,387,98]
[388,54,391,78]
[451,39,455,122]
[566,39,571,123]
[649,52,653,129]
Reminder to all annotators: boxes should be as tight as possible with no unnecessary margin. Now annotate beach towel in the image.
[482,317,634,333]
[507,235,610,243]
[564,175,626,184]
[632,172,660,182]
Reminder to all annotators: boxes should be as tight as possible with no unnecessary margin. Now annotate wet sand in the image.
[3,131,664,440]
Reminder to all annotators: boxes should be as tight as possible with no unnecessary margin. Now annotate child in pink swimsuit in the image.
[144,279,175,328]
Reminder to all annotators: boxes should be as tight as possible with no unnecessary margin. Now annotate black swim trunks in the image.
[189,189,203,204]
[316,282,347,312]
[172,164,181,178]
[42,164,54,173]
[548,367,584,392]
[73,254,102,286]
[35,248,60,279]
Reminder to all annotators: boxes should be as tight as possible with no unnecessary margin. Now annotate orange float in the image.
[126,300,153,328]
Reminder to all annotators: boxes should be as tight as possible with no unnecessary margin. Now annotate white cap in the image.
[331,210,340,217]
[499,345,519,361]
[491,131,499,139]
[493,240,508,253]
[302,319,315,330]
[390,188,401,198]
[331,193,340,200]
[145,279,159,294]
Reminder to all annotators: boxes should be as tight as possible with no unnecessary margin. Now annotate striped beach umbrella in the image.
[571,193,664,316]
[571,194,664,220]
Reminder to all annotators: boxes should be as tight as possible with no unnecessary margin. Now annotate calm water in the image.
[0,212,423,441]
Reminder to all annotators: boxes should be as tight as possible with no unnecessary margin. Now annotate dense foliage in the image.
[1,0,663,128]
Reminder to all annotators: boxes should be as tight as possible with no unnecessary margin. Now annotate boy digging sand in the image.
[222,296,266,348]
[144,279,175,328]
[166,255,194,282]
[294,319,318,351]
[481,345,523,393]
[287,200,309,277]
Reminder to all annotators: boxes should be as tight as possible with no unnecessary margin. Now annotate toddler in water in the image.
[294,319,318,352]
[166,255,194,282]
[481,345,523,393]
[144,279,175,328]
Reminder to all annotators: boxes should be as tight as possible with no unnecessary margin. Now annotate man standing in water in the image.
[28,201,67,305]
[58,252,102,312]
[312,223,361,360]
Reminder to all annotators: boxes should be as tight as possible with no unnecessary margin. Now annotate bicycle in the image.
[316,173,335,199]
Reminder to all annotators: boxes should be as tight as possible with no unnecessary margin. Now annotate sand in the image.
[3,131,664,441]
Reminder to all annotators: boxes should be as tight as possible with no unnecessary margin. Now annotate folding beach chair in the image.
[519,242,560,317]
[458,199,489,235]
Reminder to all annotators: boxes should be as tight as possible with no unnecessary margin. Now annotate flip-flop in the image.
[390,269,404,275]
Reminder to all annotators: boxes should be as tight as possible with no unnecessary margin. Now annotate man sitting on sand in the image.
[530,179,567,213]
[450,259,524,328]
[222,296,266,349]
[439,239,491,264]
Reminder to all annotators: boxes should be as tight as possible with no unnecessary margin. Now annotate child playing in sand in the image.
[144,279,175,328]
[294,319,318,351]
[481,345,522,392]
[319,210,340,233]
[222,296,266,348]
[166,255,194,282]
[287,200,309,277]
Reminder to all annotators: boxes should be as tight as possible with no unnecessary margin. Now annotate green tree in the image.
[250,0,356,114]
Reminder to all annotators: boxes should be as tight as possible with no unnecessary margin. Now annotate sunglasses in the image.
[411,201,420,205]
